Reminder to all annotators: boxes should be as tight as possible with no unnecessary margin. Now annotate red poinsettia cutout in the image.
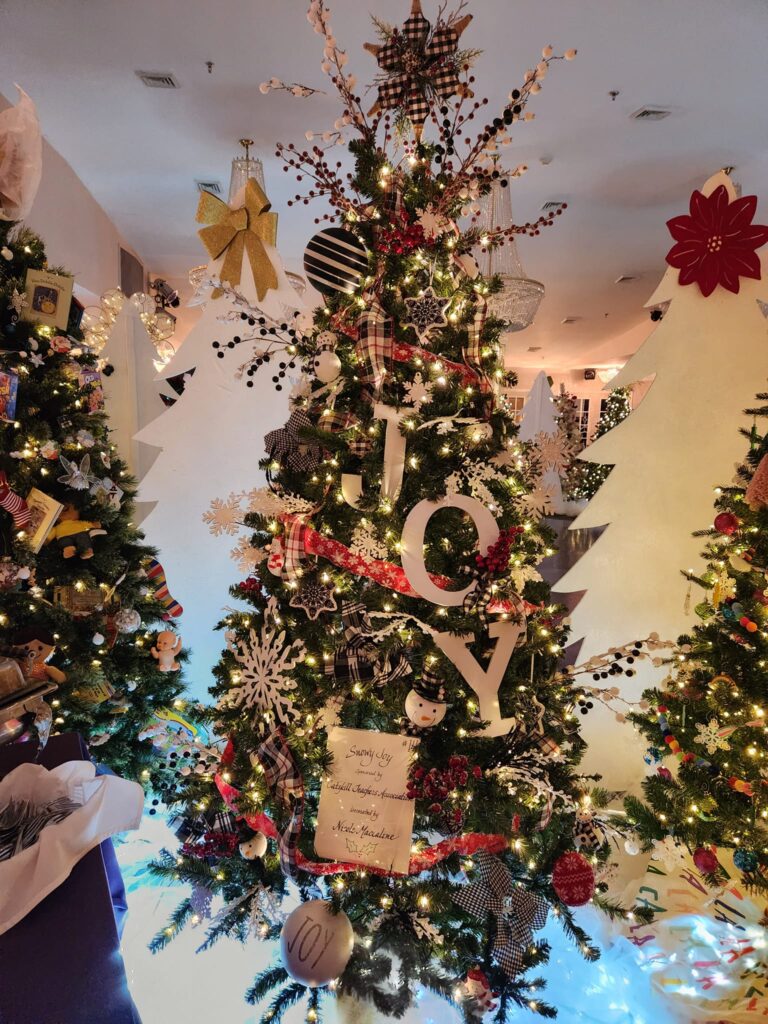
[666,185,768,297]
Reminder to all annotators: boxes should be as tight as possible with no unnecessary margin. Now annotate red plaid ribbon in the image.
[355,300,393,394]
[281,518,309,582]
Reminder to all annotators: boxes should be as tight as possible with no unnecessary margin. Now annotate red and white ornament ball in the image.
[552,851,595,907]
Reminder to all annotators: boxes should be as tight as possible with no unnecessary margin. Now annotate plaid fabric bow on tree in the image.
[264,410,323,474]
[453,852,549,976]
[364,0,473,140]
[325,600,411,687]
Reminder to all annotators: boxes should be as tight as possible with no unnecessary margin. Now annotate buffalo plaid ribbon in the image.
[312,407,373,458]
[461,565,494,624]
[355,301,393,395]
[325,600,411,687]
[281,518,309,582]
[256,730,305,880]
[375,11,461,130]
[264,409,322,473]
[453,852,549,976]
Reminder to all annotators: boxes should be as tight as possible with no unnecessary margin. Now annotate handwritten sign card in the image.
[315,727,418,874]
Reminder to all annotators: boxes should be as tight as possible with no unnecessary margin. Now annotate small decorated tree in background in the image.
[627,397,768,892]
[150,4,645,1021]
[0,217,187,783]
[568,387,631,501]
[553,384,583,504]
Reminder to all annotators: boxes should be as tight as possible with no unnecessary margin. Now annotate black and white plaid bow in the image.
[0,796,82,861]
[325,600,411,688]
[355,301,393,395]
[264,409,323,473]
[461,566,494,624]
[453,852,549,976]
[373,6,463,131]
[256,729,304,881]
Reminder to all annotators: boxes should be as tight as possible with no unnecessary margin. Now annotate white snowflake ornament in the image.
[231,536,266,575]
[350,520,389,560]
[693,718,731,755]
[223,596,305,730]
[203,493,243,536]
[402,372,433,411]
[650,836,688,872]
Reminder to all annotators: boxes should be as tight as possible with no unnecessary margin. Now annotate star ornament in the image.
[289,577,338,621]
[666,185,768,297]
[404,287,450,344]
[364,0,473,141]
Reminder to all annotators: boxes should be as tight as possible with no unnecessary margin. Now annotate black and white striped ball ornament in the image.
[303,227,368,295]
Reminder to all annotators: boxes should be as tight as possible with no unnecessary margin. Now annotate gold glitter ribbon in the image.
[196,178,278,300]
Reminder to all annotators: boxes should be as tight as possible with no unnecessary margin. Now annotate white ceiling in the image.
[2,0,768,371]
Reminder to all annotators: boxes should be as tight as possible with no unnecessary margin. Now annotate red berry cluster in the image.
[237,576,263,597]
[375,214,426,255]
[407,756,482,828]
[475,527,524,576]
[182,830,239,860]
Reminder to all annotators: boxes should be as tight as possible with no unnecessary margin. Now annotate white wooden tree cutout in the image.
[555,170,768,789]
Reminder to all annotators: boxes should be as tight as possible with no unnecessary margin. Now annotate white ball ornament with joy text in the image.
[280,899,354,987]
[405,688,446,728]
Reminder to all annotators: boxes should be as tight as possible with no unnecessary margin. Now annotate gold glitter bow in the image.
[196,178,278,300]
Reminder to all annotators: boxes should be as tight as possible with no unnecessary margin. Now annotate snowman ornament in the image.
[404,670,447,729]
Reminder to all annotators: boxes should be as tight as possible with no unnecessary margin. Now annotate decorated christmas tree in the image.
[568,387,631,501]
[0,217,188,782]
[150,4,645,1020]
[555,171,768,788]
[626,396,768,892]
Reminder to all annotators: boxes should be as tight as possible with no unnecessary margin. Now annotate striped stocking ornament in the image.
[0,471,31,530]
[145,558,183,619]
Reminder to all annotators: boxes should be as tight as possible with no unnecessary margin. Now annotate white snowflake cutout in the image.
[223,596,305,729]
[350,520,389,561]
[9,288,27,316]
[533,430,570,472]
[246,486,314,518]
[650,836,689,873]
[693,718,731,755]
[402,372,434,411]
[231,535,266,575]
[203,493,243,536]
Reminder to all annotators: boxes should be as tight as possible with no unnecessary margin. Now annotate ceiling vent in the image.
[527,345,542,352]
[195,180,223,196]
[561,316,581,325]
[630,106,671,121]
[541,200,565,212]
[614,274,637,284]
[135,70,179,89]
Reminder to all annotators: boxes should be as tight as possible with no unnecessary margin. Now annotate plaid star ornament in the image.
[404,287,450,344]
[453,852,548,976]
[364,0,473,140]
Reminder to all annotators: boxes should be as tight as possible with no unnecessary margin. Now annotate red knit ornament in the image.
[552,851,595,906]
[746,453,768,511]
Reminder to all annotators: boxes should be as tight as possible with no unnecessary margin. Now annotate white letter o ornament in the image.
[400,495,499,606]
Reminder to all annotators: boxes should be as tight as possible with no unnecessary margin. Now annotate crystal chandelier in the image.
[473,178,545,331]
[228,138,265,203]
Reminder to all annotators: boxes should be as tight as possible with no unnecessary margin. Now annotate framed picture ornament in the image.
[315,727,418,873]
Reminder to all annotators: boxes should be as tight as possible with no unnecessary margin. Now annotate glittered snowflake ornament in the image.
[289,577,338,620]
[404,287,450,344]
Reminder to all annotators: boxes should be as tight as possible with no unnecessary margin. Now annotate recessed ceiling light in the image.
[527,346,542,352]
[630,106,671,121]
[135,70,180,89]
[541,200,565,212]
[195,180,223,196]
